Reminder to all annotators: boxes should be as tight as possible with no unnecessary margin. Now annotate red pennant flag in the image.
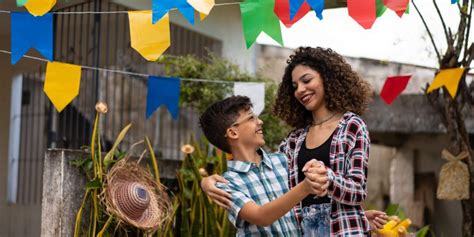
[383,0,409,17]
[274,0,311,28]
[380,75,412,105]
[347,0,377,29]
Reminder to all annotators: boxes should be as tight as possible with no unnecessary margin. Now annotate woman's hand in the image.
[200,174,232,209]
[302,159,329,196]
[365,210,388,230]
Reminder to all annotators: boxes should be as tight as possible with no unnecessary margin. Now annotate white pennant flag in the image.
[233,82,265,115]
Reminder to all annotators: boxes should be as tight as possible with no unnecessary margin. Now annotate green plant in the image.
[72,106,236,236]
[161,137,235,237]
[160,54,291,150]
[72,106,169,236]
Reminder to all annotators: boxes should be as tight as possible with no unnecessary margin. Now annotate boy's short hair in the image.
[199,96,252,153]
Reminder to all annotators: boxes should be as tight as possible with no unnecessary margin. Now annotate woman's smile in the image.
[300,92,315,105]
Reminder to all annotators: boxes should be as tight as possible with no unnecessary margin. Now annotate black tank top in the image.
[297,132,334,206]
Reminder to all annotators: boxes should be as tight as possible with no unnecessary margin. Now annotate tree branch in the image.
[464,42,474,66]
[463,0,473,61]
[412,0,442,65]
[425,82,448,127]
[455,0,470,58]
[433,0,452,46]
[459,71,472,110]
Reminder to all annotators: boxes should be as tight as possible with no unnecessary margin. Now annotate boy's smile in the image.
[228,109,265,147]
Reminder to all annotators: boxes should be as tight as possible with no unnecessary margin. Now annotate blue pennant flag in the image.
[146,76,181,120]
[289,0,305,20]
[451,0,458,4]
[152,0,194,25]
[10,12,53,65]
[290,0,324,20]
[307,0,324,20]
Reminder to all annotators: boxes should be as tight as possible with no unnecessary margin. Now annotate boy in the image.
[199,96,316,236]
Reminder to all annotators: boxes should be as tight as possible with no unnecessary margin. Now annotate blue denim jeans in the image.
[301,203,331,237]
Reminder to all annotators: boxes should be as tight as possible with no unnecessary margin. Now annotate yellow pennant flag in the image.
[188,0,215,15]
[128,11,170,61]
[427,68,465,98]
[199,12,208,21]
[24,0,56,16]
[44,62,81,112]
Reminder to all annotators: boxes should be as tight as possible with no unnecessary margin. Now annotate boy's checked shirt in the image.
[216,149,302,237]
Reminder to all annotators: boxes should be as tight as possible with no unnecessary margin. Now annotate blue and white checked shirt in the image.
[216,149,301,237]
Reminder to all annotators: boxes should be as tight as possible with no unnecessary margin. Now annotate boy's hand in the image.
[302,159,329,196]
[201,174,232,209]
[302,177,328,196]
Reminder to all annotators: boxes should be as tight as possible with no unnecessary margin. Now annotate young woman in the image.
[202,47,387,236]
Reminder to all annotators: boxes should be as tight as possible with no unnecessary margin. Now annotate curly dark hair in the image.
[273,47,372,128]
[199,96,252,153]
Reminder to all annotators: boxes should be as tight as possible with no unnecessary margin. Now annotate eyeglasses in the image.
[224,112,260,137]
[230,112,259,127]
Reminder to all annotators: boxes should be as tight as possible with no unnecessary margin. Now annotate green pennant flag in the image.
[16,0,28,7]
[240,0,283,48]
[376,0,388,17]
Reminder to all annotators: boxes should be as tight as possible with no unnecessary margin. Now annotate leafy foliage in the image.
[161,137,236,237]
[73,108,237,236]
[160,54,291,150]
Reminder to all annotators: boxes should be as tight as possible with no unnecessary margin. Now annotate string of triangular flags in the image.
[2,45,467,114]
[379,68,466,105]
[1,0,466,112]
[0,49,266,119]
[3,0,418,62]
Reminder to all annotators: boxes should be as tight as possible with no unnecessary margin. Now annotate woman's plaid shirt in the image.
[279,112,371,236]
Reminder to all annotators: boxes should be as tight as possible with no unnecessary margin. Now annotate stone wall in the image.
[40,149,180,236]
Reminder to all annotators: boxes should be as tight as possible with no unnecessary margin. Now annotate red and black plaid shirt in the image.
[279,112,370,236]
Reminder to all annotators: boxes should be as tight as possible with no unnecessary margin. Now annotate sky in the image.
[257,0,473,69]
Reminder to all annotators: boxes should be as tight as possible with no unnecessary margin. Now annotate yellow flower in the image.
[95,102,108,114]
[181,144,195,154]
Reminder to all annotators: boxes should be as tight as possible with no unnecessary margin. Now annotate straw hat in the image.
[104,158,171,231]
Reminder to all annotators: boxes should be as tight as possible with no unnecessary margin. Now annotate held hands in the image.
[302,159,330,196]
[200,174,232,209]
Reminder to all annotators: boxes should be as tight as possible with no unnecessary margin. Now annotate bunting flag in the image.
[44,62,82,112]
[275,0,310,28]
[347,0,377,29]
[306,0,324,20]
[383,0,409,17]
[305,0,325,20]
[152,0,195,25]
[16,0,28,7]
[288,0,325,20]
[10,12,53,65]
[24,0,56,17]
[289,0,304,20]
[146,76,181,119]
[379,75,412,105]
[241,0,284,48]
[199,12,208,21]
[188,0,215,15]
[233,82,265,115]
[128,11,170,62]
[427,68,465,98]
[451,0,459,4]
[376,0,388,17]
